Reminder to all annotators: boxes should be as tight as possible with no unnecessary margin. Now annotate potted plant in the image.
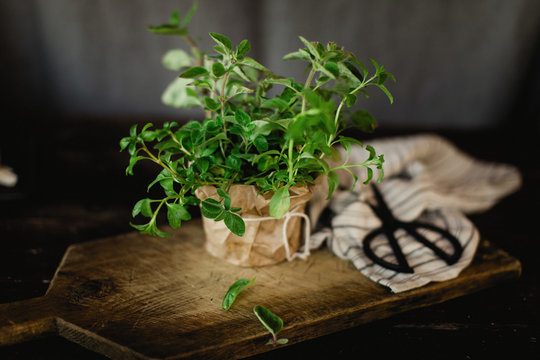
[120,3,394,266]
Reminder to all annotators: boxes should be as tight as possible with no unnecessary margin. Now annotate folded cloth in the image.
[309,134,521,293]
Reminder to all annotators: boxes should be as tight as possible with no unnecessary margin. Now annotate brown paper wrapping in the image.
[195,181,318,267]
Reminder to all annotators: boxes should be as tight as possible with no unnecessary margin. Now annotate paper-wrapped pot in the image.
[195,183,316,267]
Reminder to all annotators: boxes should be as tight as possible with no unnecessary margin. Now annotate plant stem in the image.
[168,130,192,156]
[301,66,316,113]
[287,138,295,183]
[140,142,179,178]
[220,72,230,132]
[329,159,381,172]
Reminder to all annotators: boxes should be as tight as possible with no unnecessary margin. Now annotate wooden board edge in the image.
[56,317,155,360]
[169,247,522,359]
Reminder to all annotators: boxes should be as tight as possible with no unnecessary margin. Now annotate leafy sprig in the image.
[121,5,394,237]
[254,305,288,346]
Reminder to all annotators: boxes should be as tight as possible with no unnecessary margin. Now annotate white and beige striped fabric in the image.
[309,134,521,293]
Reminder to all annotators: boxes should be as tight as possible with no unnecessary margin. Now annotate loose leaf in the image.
[253,305,283,336]
[222,278,255,310]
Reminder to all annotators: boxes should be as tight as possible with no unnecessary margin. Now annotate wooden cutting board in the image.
[0,219,521,359]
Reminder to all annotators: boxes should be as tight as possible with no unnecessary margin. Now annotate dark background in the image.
[1,0,539,359]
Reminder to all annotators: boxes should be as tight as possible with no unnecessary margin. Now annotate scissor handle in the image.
[403,221,463,265]
[363,221,464,274]
[363,227,414,273]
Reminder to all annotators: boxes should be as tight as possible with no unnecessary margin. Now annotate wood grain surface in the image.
[0,219,521,359]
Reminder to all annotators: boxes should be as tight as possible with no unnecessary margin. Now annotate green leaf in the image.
[324,61,339,78]
[282,49,311,61]
[226,155,242,171]
[196,158,210,173]
[260,97,289,112]
[238,57,269,72]
[368,58,380,73]
[253,136,268,152]
[126,155,144,175]
[364,167,373,184]
[234,109,251,125]
[222,278,255,310]
[162,78,202,108]
[212,62,227,77]
[166,203,191,229]
[224,212,245,236]
[298,36,319,60]
[209,32,232,51]
[179,66,209,78]
[119,137,132,151]
[214,209,227,222]
[162,49,192,71]
[350,109,377,133]
[326,171,339,200]
[366,144,377,160]
[276,338,289,345]
[147,170,172,192]
[204,97,220,111]
[237,39,250,55]
[217,188,230,201]
[338,136,364,148]
[228,83,253,97]
[130,124,138,137]
[201,198,222,219]
[147,25,188,36]
[346,93,357,107]
[169,9,180,27]
[133,198,152,218]
[269,186,290,219]
[253,305,283,336]
[181,0,198,27]
[256,154,274,172]
[376,83,394,104]
[344,61,363,81]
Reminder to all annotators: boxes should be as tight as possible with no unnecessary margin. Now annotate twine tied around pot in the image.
[243,207,312,261]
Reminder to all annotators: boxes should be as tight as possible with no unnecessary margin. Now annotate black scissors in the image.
[362,185,463,273]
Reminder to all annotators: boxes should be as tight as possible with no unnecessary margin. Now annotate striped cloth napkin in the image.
[308,134,521,293]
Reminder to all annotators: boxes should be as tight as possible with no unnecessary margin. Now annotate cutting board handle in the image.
[0,296,57,344]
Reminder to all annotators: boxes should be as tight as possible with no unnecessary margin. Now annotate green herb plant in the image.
[120,2,394,238]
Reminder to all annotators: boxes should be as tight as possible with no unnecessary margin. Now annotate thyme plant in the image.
[120,4,394,237]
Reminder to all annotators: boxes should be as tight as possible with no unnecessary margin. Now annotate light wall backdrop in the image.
[1,0,539,129]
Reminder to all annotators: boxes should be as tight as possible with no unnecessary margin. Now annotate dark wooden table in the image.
[1,117,538,359]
